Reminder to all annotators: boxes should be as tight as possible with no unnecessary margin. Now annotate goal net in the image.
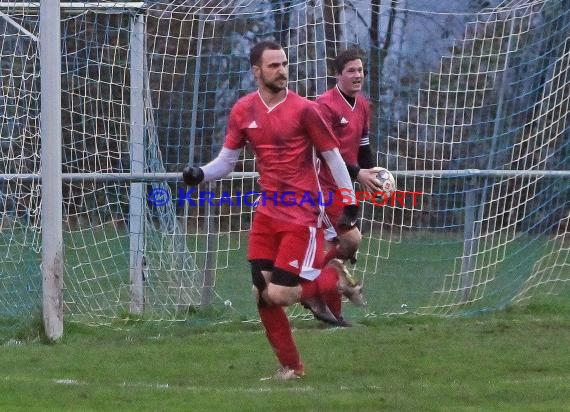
[0,0,568,337]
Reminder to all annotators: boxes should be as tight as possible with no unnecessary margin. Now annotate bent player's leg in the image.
[265,267,302,306]
[322,290,343,319]
[267,266,342,326]
[325,226,365,313]
[328,258,366,306]
[321,237,343,319]
[320,208,362,322]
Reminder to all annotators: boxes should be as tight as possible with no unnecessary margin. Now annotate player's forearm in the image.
[183,147,240,185]
[201,147,241,182]
[321,148,356,205]
[343,142,375,181]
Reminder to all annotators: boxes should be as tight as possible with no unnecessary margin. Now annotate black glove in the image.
[337,204,359,231]
[182,166,204,185]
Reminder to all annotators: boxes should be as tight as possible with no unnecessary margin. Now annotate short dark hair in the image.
[332,47,365,75]
[249,41,283,66]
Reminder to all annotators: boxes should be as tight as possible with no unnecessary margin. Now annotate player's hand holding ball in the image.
[182,166,204,185]
[357,167,396,198]
[374,167,396,195]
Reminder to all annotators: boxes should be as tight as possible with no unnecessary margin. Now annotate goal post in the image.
[129,11,145,315]
[40,0,63,341]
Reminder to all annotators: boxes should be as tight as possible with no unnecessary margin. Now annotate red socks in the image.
[316,266,340,296]
[300,265,339,301]
[300,279,318,301]
[258,305,301,370]
[257,264,344,370]
[323,292,342,318]
[321,248,344,317]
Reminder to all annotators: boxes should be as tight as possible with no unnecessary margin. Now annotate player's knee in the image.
[337,227,362,259]
[267,267,301,306]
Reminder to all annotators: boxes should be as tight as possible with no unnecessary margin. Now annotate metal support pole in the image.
[40,0,64,341]
[129,13,145,314]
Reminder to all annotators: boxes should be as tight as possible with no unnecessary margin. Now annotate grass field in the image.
[1,297,569,411]
[2,227,569,410]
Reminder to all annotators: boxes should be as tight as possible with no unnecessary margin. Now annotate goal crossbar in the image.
[0,2,144,9]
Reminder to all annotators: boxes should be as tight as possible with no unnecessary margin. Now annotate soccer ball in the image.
[376,167,396,195]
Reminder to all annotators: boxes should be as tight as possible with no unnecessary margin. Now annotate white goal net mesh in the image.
[0,0,568,336]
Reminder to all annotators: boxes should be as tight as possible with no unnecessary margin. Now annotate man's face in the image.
[254,48,288,93]
[337,59,364,96]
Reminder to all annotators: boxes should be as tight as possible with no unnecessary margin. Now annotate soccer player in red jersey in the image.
[182,41,363,380]
[315,48,385,325]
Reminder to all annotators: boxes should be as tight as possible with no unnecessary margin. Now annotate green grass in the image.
[2,227,569,410]
[1,299,569,411]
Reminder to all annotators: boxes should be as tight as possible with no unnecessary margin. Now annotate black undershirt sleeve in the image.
[345,144,375,180]
[358,143,374,169]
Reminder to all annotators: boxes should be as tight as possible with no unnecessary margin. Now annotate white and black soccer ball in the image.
[376,167,396,195]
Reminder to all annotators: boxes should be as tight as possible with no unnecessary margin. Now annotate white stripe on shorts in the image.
[299,226,320,281]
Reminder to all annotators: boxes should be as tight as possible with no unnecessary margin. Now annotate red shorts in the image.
[248,211,324,280]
